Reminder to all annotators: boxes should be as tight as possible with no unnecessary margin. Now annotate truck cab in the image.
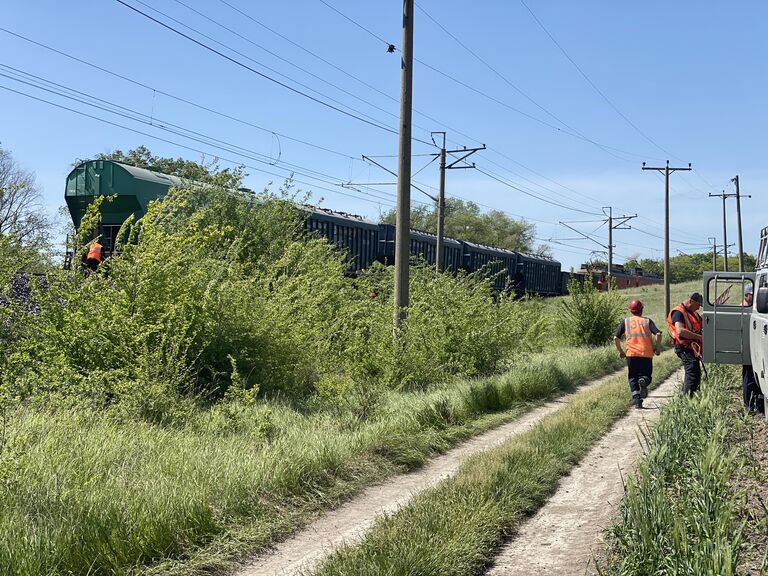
[703,226,768,413]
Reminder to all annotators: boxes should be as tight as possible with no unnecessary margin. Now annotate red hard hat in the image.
[629,299,643,313]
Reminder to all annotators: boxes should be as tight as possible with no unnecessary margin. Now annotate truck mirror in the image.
[757,287,768,314]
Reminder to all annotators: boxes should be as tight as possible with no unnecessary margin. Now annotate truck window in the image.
[707,278,754,307]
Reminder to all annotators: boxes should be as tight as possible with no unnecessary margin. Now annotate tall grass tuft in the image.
[600,365,746,575]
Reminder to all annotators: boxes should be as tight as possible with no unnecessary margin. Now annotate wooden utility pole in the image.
[731,175,752,272]
[642,160,692,317]
[393,0,414,332]
[709,190,737,272]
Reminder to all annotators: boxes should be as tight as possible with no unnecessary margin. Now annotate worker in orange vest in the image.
[667,293,704,397]
[614,299,663,408]
[82,238,104,272]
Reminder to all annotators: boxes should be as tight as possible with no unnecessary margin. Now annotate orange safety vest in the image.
[666,304,702,349]
[86,242,103,263]
[624,316,654,358]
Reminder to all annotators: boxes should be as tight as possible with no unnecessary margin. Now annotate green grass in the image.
[0,346,629,576]
[542,279,702,326]
[312,353,681,576]
[598,365,749,575]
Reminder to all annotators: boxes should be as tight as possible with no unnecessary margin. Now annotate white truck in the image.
[702,225,768,414]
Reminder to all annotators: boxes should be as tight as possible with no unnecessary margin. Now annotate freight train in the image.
[64,160,657,296]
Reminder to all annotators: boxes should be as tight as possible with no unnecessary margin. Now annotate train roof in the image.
[408,228,463,247]
[303,205,379,228]
[462,240,518,256]
[518,252,559,265]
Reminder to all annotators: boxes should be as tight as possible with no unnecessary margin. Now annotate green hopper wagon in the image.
[65,160,178,254]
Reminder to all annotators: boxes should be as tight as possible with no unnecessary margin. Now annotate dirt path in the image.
[236,370,626,576]
[485,369,682,576]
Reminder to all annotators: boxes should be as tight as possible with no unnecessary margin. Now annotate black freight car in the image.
[462,241,519,292]
[378,224,464,272]
[303,207,380,272]
[519,253,561,296]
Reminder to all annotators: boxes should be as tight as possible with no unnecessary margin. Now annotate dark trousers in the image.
[676,348,701,397]
[742,365,763,412]
[627,357,653,399]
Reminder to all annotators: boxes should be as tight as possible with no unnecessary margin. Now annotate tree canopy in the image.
[622,253,756,283]
[0,146,50,250]
[88,146,242,187]
[380,198,546,255]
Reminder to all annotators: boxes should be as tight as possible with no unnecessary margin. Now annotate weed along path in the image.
[485,368,683,576]
[236,370,627,576]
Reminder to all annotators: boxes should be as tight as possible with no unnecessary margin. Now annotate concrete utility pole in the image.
[431,133,485,272]
[436,140,446,272]
[393,0,414,333]
[642,160,692,317]
[709,190,738,272]
[709,237,717,271]
[731,175,752,272]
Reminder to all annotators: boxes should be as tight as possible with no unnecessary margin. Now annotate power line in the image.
[317,0,658,163]
[415,1,660,165]
[518,0,678,163]
[114,0,436,146]
[0,81,402,209]
[0,27,360,161]
[168,0,409,128]
[316,0,396,50]
[473,165,602,216]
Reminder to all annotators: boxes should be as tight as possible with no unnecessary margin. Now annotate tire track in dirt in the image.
[236,370,626,576]
[485,369,682,576]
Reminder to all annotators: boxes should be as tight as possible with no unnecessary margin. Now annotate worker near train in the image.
[614,299,662,408]
[82,238,104,272]
[741,285,764,414]
[667,292,704,397]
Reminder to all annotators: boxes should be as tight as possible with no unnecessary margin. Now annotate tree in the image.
[0,147,50,249]
[624,252,756,283]
[380,198,544,254]
[87,145,242,187]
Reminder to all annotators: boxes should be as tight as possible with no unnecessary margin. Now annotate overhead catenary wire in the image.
[0,27,359,161]
[0,82,405,209]
[126,0,415,142]
[113,0,437,148]
[316,0,663,164]
[0,64,381,194]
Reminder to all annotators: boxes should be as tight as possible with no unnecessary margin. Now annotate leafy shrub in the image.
[4,176,546,422]
[554,276,624,346]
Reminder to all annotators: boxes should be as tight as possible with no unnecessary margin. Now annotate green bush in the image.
[3,178,545,421]
[555,276,624,346]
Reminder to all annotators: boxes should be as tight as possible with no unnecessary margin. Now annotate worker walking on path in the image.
[614,299,662,409]
[667,292,704,397]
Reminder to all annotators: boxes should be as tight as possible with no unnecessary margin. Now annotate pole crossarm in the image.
[443,145,486,169]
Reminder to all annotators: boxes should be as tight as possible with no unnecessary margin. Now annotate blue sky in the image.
[1,0,766,271]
